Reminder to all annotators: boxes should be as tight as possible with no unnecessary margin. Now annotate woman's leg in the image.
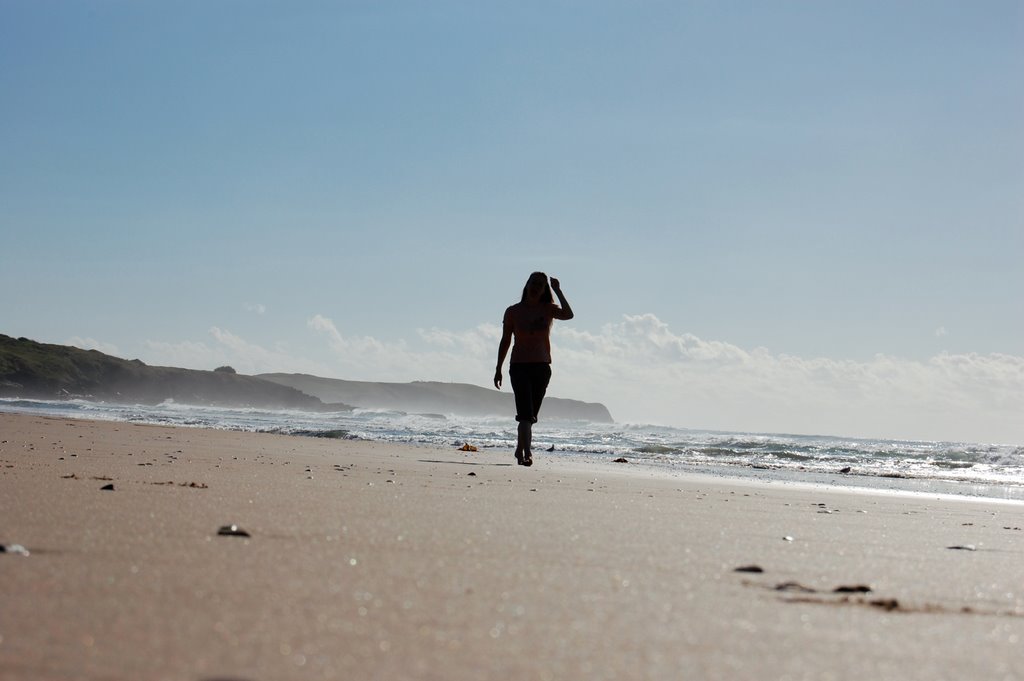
[510,364,550,466]
[510,364,532,465]
[517,420,532,465]
[523,365,550,465]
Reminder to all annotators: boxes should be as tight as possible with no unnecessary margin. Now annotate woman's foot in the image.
[522,451,533,467]
[515,449,525,465]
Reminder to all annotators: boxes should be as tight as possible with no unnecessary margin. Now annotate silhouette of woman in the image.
[494,272,574,466]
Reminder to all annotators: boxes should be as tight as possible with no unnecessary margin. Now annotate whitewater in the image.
[2,398,1021,501]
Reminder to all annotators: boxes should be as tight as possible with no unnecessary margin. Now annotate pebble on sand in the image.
[833,585,872,594]
[0,544,30,556]
[100,483,115,491]
[217,525,251,538]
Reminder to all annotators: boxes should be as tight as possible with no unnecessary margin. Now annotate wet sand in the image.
[1,412,1022,680]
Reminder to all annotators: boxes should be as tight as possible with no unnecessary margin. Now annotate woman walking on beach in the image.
[494,272,574,466]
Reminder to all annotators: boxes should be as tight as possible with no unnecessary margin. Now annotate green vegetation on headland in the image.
[0,335,349,411]
[0,335,614,422]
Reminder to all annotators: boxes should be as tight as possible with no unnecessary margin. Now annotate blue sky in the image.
[2,2,1022,443]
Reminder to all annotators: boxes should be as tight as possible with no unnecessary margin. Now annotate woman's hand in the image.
[493,369,503,390]
[550,277,561,292]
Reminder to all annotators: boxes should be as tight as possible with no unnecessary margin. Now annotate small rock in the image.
[467,472,476,477]
[947,544,976,551]
[612,457,629,463]
[840,466,852,474]
[734,565,764,573]
[833,585,872,593]
[100,483,114,491]
[217,525,251,538]
[775,581,816,593]
[783,536,794,542]
[0,544,30,556]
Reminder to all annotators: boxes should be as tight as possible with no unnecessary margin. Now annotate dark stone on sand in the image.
[840,466,852,474]
[467,472,477,477]
[869,598,900,611]
[613,457,630,463]
[947,544,976,551]
[833,585,872,593]
[774,581,817,593]
[100,483,114,491]
[734,565,764,573]
[217,525,251,538]
[0,544,30,556]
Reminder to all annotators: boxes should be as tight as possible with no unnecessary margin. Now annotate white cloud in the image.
[143,327,328,376]
[935,326,948,337]
[244,303,267,315]
[139,314,1024,443]
[546,315,1024,443]
[67,336,120,356]
[307,315,497,382]
[304,312,1024,442]
[143,339,221,369]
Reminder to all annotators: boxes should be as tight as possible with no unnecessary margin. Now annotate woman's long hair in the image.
[521,272,554,304]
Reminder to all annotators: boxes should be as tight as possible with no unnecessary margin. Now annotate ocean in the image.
[3,397,1022,502]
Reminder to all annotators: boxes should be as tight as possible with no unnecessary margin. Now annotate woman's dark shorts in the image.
[509,362,552,424]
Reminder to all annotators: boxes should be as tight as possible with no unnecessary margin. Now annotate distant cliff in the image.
[0,334,612,422]
[259,373,614,423]
[0,335,348,411]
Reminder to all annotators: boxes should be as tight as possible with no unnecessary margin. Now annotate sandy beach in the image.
[1,412,1021,681]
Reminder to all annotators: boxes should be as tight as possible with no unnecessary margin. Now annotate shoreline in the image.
[3,399,1022,503]
[2,412,1022,680]
[582,457,1024,505]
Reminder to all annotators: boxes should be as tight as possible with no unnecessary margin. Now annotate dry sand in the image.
[1,412,1022,681]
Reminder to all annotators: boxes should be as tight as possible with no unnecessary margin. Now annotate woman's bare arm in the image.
[494,319,513,389]
[550,278,574,320]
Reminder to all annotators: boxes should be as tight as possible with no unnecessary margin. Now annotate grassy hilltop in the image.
[0,335,342,411]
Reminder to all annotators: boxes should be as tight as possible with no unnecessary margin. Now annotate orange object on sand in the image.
[458,444,478,452]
